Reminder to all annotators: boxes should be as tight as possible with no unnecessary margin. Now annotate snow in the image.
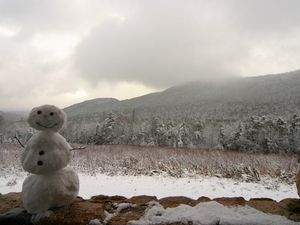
[77,174,297,201]
[128,201,299,225]
[0,176,24,194]
[88,218,102,225]
[0,173,297,201]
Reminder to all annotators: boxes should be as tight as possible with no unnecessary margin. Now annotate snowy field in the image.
[0,173,298,201]
[0,144,299,201]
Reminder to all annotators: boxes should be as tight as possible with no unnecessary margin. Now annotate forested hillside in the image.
[2,70,300,153]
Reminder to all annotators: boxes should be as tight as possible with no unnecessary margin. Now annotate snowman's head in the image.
[28,105,66,132]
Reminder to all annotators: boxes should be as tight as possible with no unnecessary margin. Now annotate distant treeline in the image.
[1,113,300,154]
[62,113,300,153]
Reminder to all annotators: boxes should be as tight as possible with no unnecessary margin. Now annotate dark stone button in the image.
[37,161,43,166]
[39,150,44,155]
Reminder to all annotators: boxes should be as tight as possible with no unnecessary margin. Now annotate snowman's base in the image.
[22,167,79,214]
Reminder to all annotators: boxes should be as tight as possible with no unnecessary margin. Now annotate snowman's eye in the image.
[39,150,44,155]
[50,112,54,116]
[37,110,42,115]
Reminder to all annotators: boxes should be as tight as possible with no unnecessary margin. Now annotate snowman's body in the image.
[21,105,79,214]
[22,131,71,174]
[22,167,78,214]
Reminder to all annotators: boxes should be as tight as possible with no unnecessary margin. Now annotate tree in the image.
[289,115,300,153]
[94,112,117,145]
[0,115,4,128]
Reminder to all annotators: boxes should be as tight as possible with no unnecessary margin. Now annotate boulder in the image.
[91,195,127,203]
[128,195,158,205]
[159,196,198,208]
[213,197,246,207]
[247,198,284,216]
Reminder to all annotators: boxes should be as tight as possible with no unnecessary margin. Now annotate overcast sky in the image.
[1,0,300,111]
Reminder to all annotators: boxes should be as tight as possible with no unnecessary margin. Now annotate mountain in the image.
[64,69,300,120]
[64,98,119,117]
[0,111,25,122]
[4,69,300,152]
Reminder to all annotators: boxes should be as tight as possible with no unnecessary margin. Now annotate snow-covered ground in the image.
[0,173,297,201]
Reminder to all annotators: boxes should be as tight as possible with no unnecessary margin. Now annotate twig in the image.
[14,134,25,148]
[70,145,87,151]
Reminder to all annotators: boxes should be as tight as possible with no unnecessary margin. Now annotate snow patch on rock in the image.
[88,218,102,225]
[103,202,136,224]
[129,201,299,225]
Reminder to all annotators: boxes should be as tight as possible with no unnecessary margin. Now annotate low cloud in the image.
[74,0,300,88]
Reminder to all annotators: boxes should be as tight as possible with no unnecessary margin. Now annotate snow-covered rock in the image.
[129,201,299,225]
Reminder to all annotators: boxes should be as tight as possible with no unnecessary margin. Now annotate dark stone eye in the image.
[50,112,54,116]
[37,111,42,115]
[39,150,44,155]
[37,161,43,166]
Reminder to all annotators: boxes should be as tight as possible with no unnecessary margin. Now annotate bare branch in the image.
[14,134,25,148]
[70,146,87,151]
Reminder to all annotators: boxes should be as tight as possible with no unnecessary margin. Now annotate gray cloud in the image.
[1,0,300,110]
[74,0,300,88]
[226,0,300,34]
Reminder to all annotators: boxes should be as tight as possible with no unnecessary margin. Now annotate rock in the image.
[0,208,32,225]
[280,198,300,222]
[37,198,104,225]
[159,196,198,208]
[91,195,127,203]
[296,171,300,197]
[197,196,211,203]
[128,195,158,205]
[213,197,246,207]
[0,192,23,214]
[280,198,300,212]
[109,206,146,225]
[247,198,284,216]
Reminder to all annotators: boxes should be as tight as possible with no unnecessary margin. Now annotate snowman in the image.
[21,105,79,215]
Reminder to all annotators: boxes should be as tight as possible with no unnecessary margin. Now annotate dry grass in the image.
[0,144,298,184]
[0,144,24,178]
[70,144,299,183]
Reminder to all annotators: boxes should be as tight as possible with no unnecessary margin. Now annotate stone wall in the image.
[1,192,300,225]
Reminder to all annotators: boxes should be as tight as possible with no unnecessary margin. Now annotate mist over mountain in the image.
[64,69,300,120]
[2,69,300,153]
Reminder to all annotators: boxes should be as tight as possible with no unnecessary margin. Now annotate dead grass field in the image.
[0,144,298,184]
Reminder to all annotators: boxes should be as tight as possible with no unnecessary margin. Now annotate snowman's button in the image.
[39,150,45,155]
[37,161,43,166]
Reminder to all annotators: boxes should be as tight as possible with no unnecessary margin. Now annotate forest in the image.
[2,112,300,154]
